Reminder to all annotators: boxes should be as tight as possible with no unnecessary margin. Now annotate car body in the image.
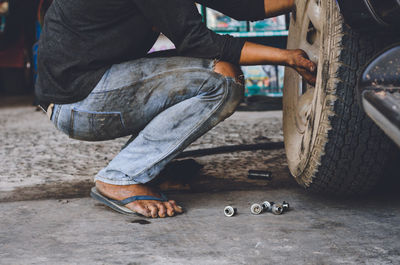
[336,0,400,31]
[337,0,400,147]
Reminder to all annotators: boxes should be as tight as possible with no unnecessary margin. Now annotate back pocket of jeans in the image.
[70,108,126,141]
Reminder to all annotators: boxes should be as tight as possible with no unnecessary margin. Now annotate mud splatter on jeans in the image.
[51,56,244,185]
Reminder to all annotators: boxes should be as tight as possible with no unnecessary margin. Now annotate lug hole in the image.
[292,5,297,21]
[300,78,308,95]
[306,21,317,45]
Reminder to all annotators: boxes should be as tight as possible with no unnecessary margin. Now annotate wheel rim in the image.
[283,0,324,177]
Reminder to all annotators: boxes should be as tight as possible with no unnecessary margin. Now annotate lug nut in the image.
[271,203,284,215]
[282,201,290,211]
[250,203,263,215]
[249,200,290,216]
[251,201,274,215]
[262,201,273,212]
[224,206,237,217]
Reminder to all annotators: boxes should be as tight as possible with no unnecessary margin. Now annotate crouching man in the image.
[36,0,316,218]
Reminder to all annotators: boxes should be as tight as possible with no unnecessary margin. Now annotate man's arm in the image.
[263,0,294,17]
[195,0,315,84]
[196,0,294,21]
[132,0,316,84]
[239,42,317,85]
[132,0,245,64]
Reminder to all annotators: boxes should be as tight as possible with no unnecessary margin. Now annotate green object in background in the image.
[241,65,284,97]
[197,5,288,98]
[206,8,247,32]
[250,15,287,31]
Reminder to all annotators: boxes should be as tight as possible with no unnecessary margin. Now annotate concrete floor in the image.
[1,189,400,265]
[1,99,400,264]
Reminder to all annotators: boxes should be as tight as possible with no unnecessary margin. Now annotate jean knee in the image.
[213,60,244,116]
[222,80,244,118]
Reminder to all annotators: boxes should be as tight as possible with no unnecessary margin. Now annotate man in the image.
[36,0,316,218]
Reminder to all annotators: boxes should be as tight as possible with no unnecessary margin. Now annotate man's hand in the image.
[239,42,317,85]
[287,49,317,86]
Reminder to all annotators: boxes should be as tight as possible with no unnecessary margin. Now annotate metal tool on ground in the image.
[271,203,284,215]
[262,201,273,212]
[251,201,274,215]
[282,201,290,211]
[247,170,273,180]
[224,206,237,217]
[250,200,289,215]
[250,203,263,215]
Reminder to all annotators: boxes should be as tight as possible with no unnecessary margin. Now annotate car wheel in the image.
[283,0,396,195]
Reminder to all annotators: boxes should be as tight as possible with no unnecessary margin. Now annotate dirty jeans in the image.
[51,56,244,185]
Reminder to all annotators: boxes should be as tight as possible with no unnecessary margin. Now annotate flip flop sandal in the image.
[90,187,168,216]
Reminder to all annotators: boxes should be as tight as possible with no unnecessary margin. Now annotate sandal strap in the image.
[111,193,168,206]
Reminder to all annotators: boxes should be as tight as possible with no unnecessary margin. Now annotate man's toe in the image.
[129,202,151,217]
[169,200,184,214]
[164,202,175,217]
[157,202,167,218]
[148,203,159,218]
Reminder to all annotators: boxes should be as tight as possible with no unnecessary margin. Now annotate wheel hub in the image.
[283,0,323,176]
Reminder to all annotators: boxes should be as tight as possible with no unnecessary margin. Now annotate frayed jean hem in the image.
[94,175,141,185]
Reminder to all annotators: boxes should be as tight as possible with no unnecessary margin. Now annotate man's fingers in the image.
[294,49,317,73]
[304,73,316,85]
[309,62,317,73]
[308,76,316,86]
[300,57,317,73]
[296,67,316,86]
[305,72,316,85]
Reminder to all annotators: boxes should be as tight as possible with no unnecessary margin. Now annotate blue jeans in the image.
[51,56,244,185]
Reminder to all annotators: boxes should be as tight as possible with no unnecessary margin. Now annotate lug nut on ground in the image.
[250,203,263,215]
[271,203,284,215]
[262,201,273,212]
[282,201,290,211]
[251,201,273,215]
[224,206,237,217]
[250,200,289,215]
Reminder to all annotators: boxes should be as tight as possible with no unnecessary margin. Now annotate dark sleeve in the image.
[197,0,266,21]
[131,0,245,64]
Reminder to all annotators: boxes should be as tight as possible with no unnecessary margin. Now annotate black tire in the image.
[283,0,397,195]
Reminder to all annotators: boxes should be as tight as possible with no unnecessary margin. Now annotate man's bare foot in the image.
[95,181,183,218]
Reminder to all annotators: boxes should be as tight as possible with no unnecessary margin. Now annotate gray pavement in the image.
[1,101,400,264]
[1,189,400,265]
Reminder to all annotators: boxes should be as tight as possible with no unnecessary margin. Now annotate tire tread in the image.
[298,0,396,195]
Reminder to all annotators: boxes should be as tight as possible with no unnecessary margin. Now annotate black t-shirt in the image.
[35,0,266,104]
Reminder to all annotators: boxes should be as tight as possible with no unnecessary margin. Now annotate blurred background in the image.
[0,0,40,98]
